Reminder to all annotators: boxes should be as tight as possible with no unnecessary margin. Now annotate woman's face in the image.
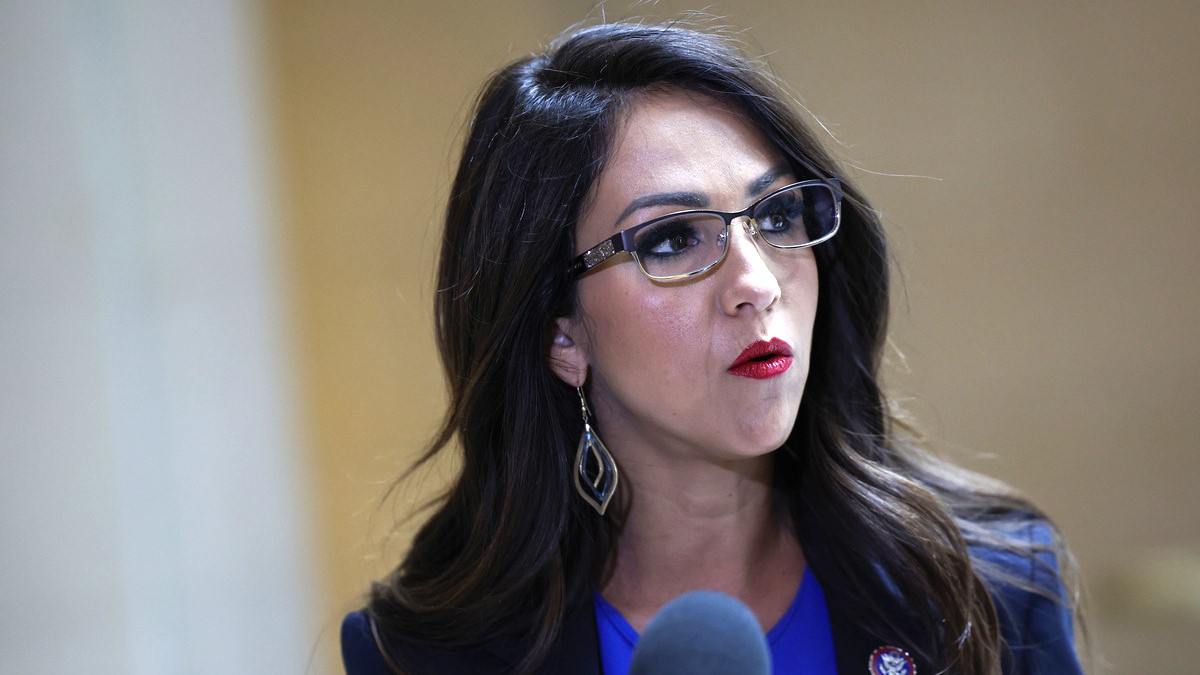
[552,90,819,465]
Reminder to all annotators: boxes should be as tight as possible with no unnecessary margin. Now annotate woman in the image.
[341,21,1083,675]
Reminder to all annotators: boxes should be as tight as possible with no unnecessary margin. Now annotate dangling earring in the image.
[573,386,618,516]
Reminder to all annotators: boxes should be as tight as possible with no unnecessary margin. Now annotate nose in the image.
[718,216,781,315]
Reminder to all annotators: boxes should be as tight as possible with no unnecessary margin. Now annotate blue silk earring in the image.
[574,386,618,515]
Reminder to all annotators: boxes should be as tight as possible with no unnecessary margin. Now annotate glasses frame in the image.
[567,178,843,281]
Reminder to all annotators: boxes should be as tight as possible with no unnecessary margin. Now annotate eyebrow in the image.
[613,191,708,227]
[612,164,792,228]
[747,165,790,197]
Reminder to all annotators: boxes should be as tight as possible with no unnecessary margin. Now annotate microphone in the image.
[628,590,771,675]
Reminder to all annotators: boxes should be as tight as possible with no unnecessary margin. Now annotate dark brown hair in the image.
[367,20,1078,674]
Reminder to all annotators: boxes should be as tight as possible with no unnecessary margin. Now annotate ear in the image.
[548,315,589,388]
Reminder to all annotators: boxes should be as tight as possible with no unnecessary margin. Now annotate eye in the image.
[755,192,803,235]
[636,218,704,259]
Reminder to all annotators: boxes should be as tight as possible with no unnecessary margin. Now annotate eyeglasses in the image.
[568,179,842,281]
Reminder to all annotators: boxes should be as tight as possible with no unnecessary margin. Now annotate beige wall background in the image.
[265,1,1200,672]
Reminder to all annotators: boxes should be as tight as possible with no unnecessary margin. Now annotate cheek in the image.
[578,279,706,374]
[778,257,820,320]
[640,295,703,343]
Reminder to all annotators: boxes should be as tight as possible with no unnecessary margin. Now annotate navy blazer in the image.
[342,526,1081,674]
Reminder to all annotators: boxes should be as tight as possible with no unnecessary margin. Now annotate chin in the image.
[733,410,799,453]
[718,427,794,462]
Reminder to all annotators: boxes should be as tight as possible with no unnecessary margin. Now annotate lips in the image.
[728,338,794,380]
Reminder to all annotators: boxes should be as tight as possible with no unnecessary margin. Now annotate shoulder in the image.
[341,611,394,675]
[339,610,513,675]
[969,520,1084,675]
[340,601,602,675]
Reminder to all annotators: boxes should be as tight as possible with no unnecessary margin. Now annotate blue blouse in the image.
[592,568,837,675]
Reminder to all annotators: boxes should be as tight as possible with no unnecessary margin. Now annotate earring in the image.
[573,386,618,516]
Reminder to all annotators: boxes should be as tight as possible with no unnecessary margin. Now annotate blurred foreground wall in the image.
[2,2,316,673]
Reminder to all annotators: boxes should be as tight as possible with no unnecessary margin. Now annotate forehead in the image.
[584,90,785,227]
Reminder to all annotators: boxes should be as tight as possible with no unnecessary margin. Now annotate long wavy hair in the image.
[368,20,1077,675]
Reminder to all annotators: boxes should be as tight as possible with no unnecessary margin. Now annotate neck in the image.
[600,452,805,632]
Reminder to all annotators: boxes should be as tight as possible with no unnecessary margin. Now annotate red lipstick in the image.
[728,338,794,380]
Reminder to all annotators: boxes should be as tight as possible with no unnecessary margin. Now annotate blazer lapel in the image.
[541,598,602,675]
[827,601,929,675]
[474,598,601,675]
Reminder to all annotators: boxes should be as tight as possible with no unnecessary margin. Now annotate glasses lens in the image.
[750,183,838,248]
[631,213,728,279]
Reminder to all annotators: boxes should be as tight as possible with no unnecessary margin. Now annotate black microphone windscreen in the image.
[628,590,771,675]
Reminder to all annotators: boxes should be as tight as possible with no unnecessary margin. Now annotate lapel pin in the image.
[868,646,915,675]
